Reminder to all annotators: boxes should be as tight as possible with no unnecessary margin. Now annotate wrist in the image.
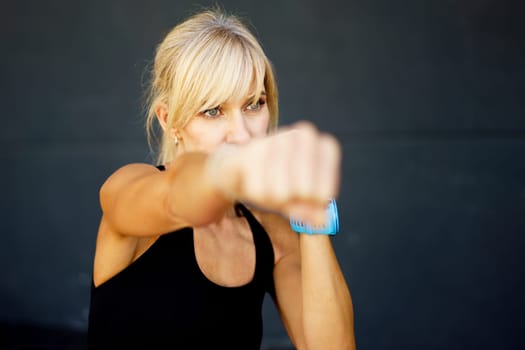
[290,199,339,235]
[205,144,240,201]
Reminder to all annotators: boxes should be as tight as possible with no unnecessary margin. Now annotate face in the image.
[177,91,270,154]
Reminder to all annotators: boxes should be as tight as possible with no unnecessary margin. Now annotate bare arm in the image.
[100,152,231,237]
[299,234,355,349]
[268,216,356,350]
[102,122,338,237]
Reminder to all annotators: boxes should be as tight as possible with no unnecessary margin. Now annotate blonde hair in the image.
[145,9,279,164]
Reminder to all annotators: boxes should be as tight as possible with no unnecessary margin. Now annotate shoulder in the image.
[248,207,300,264]
[99,163,160,202]
[102,163,161,189]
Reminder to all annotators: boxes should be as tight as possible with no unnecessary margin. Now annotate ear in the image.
[155,103,177,138]
[155,103,170,131]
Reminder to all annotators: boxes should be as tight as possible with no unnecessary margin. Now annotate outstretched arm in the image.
[100,122,336,237]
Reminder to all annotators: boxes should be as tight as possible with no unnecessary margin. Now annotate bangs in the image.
[173,34,267,124]
[202,44,266,109]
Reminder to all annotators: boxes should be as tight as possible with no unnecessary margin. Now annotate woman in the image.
[88,8,355,350]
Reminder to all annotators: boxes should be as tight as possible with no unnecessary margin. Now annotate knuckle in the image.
[294,120,317,131]
[321,134,342,161]
[292,122,318,140]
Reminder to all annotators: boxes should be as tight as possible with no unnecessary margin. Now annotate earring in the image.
[174,135,179,146]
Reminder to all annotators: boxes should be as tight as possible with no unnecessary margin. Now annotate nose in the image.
[225,111,250,145]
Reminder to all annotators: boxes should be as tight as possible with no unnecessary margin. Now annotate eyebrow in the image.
[245,91,267,103]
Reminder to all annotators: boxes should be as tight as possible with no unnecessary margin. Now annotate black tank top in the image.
[88,185,275,349]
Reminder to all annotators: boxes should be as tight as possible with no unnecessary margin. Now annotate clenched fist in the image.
[207,122,341,225]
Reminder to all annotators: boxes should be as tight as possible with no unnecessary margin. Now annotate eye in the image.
[246,98,266,111]
[201,107,221,118]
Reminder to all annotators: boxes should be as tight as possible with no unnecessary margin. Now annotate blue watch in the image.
[289,199,339,235]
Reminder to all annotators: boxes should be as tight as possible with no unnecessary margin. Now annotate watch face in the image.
[289,199,339,235]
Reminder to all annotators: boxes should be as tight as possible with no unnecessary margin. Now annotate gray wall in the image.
[1,0,524,349]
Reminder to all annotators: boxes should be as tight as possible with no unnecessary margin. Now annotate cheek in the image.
[248,114,271,136]
[182,121,224,151]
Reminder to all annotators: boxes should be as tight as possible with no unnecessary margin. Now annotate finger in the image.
[290,125,317,200]
[269,130,291,206]
[240,141,267,203]
[316,134,341,201]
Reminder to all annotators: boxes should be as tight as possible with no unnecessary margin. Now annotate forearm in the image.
[300,235,355,350]
[164,152,233,227]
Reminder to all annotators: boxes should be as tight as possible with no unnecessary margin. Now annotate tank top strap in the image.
[234,202,275,294]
